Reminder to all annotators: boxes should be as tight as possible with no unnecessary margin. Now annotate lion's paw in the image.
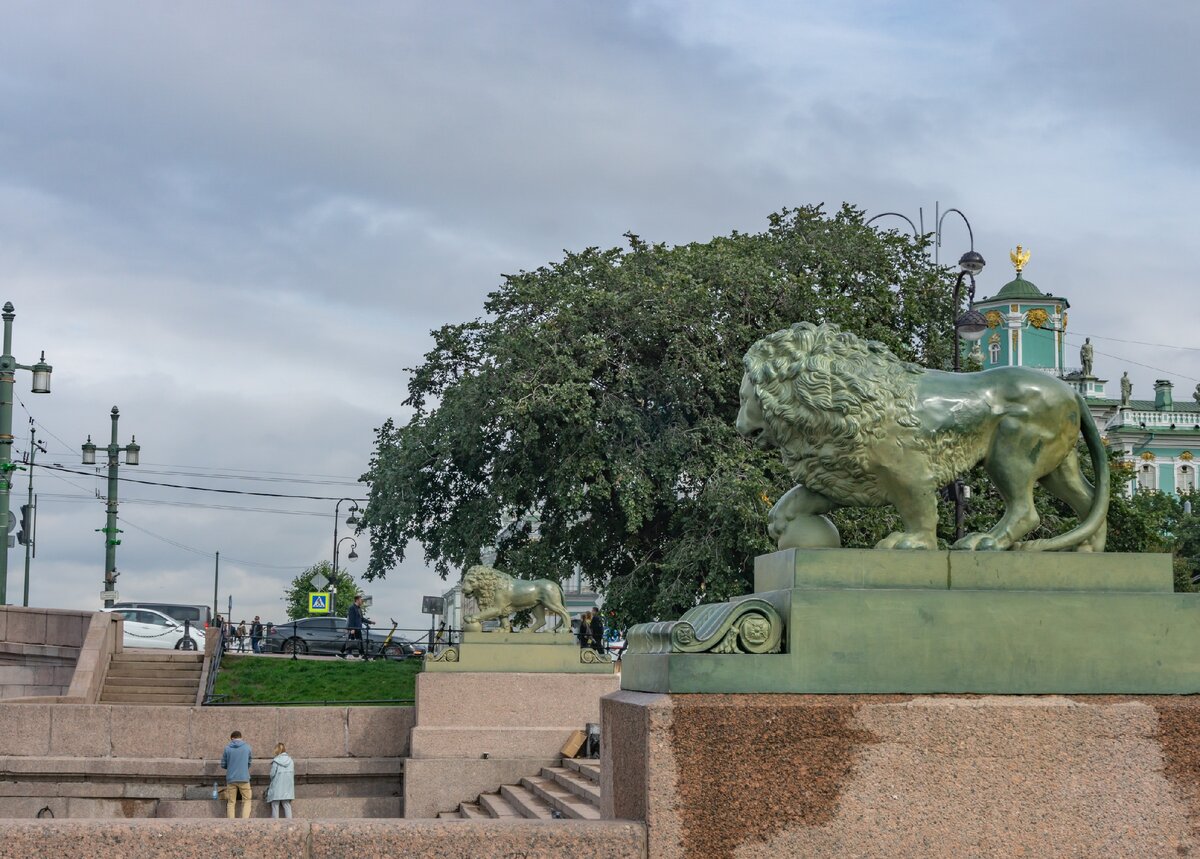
[876,532,937,550]
[952,533,1002,551]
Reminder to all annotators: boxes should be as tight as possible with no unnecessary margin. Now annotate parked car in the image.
[104,607,206,651]
[262,616,421,659]
[113,601,213,630]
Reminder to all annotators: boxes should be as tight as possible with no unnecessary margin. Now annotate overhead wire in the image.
[38,463,367,501]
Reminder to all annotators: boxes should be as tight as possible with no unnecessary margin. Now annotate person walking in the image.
[589,606,605,652]
[577,611,591,649]
[250,616,264,654]
[213,615,226,653]
[220,730,253,818]
[338,596,366,659]
[266,742,295,819]
[236,620,248,653]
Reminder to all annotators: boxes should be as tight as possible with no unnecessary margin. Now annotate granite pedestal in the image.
[425,631,614,674]
[405,670,620,817]
[620,549,1200,694]
[602,691,1200,859]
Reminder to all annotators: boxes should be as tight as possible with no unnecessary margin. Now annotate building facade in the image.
[973,246,1199,496]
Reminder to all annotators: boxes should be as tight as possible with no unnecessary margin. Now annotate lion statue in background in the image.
[736,321,1109,552]
[461,565,573,632]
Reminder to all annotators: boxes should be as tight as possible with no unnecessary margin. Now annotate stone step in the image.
[478,791,521,818]
[113,652,204,663]
[156,796,401,818]
[436,810,462,820]
[456,801,488,820]
[522,775,600,820]
[563,757,600,784]
[108,662,203,672]
[543,765,601,805]
[499,783,555,820]
[104,675,198,688]
[99,692,196,705]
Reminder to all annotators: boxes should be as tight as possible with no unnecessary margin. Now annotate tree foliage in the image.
[360,204,958,626]
[357,203,1200,625]
[282,561,362,620]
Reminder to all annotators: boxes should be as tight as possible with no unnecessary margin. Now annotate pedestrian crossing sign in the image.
[309,592,330,614]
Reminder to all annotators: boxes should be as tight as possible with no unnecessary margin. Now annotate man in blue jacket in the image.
[339,595,366,659]
[220,730,253,818]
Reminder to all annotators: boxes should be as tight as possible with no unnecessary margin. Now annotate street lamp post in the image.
[0,302,53,605]
[82,407,140,608]
[330,499,361,615]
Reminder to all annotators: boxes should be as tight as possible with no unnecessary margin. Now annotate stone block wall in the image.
[0,702,415,760]
[0,607,99,700]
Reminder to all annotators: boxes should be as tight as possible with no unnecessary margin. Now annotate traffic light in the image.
[16,504,32,547]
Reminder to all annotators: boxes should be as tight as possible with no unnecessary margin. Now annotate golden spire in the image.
[1010,244,1031,274]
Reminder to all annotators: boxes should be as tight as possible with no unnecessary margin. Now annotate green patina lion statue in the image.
[736,321,1109,552]
[461,564,573,632]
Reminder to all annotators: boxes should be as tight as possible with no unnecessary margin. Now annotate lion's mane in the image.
[463,564,508,608]
[743,322,924,505]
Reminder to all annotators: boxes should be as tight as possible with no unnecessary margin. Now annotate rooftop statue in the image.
[1121,372,1132,408]
[736,322,1109,552]
[460,565,573,632]
[1080,338,1094,378]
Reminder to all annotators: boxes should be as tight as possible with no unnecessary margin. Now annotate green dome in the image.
[993,272,1045,300]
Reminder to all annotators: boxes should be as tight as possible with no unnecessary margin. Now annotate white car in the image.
[104,607,206,651]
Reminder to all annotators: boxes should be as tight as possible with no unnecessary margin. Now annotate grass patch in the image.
[212,656,419,705]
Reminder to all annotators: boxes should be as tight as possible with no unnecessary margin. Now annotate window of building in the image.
[1138,464,1156,491]
[1180,465,1195,493]
[988,342,1001,365]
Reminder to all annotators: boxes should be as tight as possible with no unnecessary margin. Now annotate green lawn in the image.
[212,655,420,705]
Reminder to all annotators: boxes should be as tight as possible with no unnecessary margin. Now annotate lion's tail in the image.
[1014,393,1110,552]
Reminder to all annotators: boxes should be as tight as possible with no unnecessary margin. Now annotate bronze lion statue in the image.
[461,565,573,632]
[736,322,1109,552]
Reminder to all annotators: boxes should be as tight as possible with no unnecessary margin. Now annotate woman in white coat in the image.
[266,742,295,818]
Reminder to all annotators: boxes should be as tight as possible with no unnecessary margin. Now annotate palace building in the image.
[972,246,1199,496]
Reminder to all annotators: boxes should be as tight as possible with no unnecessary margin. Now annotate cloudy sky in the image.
[1,1,1196,631]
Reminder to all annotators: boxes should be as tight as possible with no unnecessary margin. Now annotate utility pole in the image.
[82,407,140,608]
[213,551,220,618]
[20,417,46,607]
[0,302,53,604]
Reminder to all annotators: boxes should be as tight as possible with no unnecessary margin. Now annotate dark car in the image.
[263,616,421,659]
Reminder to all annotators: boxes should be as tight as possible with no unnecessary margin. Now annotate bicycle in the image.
[365,618,412,661]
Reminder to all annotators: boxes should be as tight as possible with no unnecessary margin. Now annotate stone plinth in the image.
[602,691,1200,859]
[405,671,620,817]
[426,630,614,674]
[621,549,1200,694]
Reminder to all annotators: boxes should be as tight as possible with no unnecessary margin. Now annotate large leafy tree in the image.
[359,204,959,625]
[282,561,362,620]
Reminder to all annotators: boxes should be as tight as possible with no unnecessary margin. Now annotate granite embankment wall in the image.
[0,703,416,818]
[0,819,648,859]
[0,607,119,701]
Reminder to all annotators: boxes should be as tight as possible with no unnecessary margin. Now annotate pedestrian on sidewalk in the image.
[266,742,295,819]
[339,595,366,659]
[220,730,253,818]
[236,620,248,653]
[577,611,591,649]
[250,616,264,654]
[589,606,605,652]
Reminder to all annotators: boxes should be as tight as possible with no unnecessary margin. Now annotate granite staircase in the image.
[99,651,203,705]
[438,757,601,820]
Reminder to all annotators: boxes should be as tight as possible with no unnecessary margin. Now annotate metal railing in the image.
[201,623,225,705]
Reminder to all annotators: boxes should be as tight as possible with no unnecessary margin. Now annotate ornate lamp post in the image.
[330,499,361,615]
[0,302,52,604]
[82,407,140,608]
